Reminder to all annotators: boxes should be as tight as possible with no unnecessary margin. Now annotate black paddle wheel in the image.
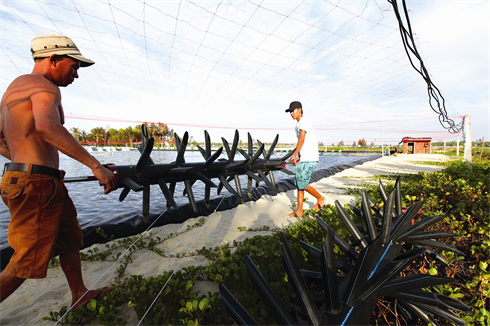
[220,177,470,325]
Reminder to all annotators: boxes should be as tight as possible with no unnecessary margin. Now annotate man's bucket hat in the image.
[31,34,94,67]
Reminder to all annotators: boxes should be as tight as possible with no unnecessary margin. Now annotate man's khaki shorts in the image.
[1,170,82,279]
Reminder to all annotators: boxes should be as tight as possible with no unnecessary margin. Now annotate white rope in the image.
[137,195,226,326]
[54,207,176,325]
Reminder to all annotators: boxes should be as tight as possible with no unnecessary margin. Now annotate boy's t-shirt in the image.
[295,115,319,162]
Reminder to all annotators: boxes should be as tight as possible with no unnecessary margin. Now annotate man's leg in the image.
[0,269,26,302]
[305,185,325,211]
[59,249,109,309]
[289,188,305,217]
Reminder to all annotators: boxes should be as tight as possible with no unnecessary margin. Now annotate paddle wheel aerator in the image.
[66,124,295,222]
[220,177,470,325]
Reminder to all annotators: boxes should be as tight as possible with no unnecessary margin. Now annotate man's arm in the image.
[290,129,306,166]
[0,116,11,160]
[31,89,117,193]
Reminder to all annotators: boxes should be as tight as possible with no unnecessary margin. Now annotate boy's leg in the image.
[289,188,305,217]
[305,185,325,210]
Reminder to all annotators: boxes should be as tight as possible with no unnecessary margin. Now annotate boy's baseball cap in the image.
[285,101,302,112]
[31,34,95,67]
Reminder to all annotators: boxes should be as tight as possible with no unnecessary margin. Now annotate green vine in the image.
[44,157,489,325]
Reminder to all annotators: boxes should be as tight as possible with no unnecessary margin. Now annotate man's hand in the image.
[92,165,117,194]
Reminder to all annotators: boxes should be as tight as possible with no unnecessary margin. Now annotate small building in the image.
[400,137,432,154]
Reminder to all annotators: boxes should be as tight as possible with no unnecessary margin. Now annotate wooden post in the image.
[457,136,460,156]
[480,137,485,160]
[464,115,472,163]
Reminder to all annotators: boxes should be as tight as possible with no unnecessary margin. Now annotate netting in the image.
[1,0,465,143]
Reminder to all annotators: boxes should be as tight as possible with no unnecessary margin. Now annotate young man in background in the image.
[285,101,325,217]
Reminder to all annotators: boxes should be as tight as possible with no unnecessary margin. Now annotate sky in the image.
[1,0,488,145]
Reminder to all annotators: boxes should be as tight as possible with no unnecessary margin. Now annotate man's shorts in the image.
[294,161,318,191]
[1,170,82,279]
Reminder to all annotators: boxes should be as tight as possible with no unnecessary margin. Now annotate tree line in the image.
[69,123,174,145]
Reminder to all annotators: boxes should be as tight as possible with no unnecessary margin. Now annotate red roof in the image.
[401,137,432,142]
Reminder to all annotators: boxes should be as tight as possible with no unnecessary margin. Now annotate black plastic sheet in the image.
[1,155,379,271]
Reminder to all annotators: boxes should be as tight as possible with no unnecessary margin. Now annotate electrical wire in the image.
[388,0,464,134]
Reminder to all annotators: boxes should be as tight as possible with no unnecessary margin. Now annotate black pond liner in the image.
[0,155,380,271]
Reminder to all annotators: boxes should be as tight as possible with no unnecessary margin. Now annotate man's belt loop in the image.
[26,163,33,178]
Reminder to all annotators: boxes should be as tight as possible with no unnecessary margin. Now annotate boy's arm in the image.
[290,129,306,165]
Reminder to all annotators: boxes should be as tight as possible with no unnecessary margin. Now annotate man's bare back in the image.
[1,73,63,168]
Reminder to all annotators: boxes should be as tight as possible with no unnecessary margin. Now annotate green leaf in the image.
[87,299,97,311]
[479,261,488,271]
[429,267,438,276]
[199,297,209,311]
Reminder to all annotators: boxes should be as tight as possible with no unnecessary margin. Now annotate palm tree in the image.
[80,131,88,144]
[88,127,106,146]
[69,127,81,142]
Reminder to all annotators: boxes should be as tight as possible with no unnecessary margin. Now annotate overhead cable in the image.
[388,0,464,133]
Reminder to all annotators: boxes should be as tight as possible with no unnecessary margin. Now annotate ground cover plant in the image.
[45,157,489,325]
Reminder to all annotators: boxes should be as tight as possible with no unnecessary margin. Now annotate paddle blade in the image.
[247,132,253,156]
[184,180,198,212]
[142,185,150,223]
[135,137,154,172]
[204,130,211,159]
[219,284,258,326]
[222,137,231,161]
[158,179,178,210]
[245,255,297,325]
[266,134,279,160]
[230,130,239,162]
[121,176,144,192]
[280,234,322,326]
[119,186,131,202]
[175,132,189,166]
[203,147,223,169]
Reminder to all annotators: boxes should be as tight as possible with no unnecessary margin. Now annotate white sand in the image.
[0,154,452,325]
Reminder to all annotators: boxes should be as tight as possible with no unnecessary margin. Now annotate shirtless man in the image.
[0,34,117,309]
[286,101,325,217]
